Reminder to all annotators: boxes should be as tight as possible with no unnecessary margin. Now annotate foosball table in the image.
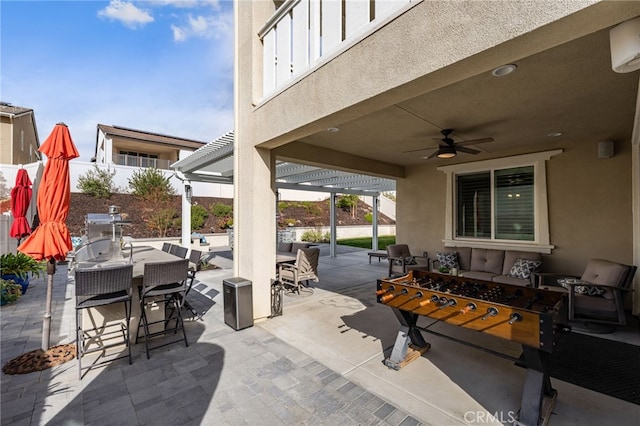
[377,270,569,426]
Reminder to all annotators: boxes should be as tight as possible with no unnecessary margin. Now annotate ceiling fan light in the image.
[436,146,457,158]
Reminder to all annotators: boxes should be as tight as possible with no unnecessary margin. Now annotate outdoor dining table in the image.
[76,245,188,343]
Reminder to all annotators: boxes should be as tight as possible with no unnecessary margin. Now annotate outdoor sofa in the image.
[430,246,542,287]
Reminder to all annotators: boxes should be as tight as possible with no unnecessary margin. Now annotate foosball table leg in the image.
[384,309,430,370]
[516,346,557,426]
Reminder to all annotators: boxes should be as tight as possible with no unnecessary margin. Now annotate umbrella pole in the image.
[42,258,56,351]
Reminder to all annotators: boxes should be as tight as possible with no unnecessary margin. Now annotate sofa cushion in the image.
[470,248,504,275]
[492,274,531,286]
[446,247,471,270]
[508,258,542,280]
[502,250,542,276]
[436,252,458,269]
[580,259,628,300]
[557,278,606,296]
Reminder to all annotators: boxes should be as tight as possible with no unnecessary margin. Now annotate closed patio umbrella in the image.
[9,168,32,245]
[19,122,79,350]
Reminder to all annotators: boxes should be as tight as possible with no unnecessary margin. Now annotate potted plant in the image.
[0,252,47,294]
[1,278,23,305]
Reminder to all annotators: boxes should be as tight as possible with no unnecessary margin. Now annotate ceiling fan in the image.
[404,128,494,159]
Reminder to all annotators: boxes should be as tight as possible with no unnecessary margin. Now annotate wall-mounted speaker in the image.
[598,141,614,159]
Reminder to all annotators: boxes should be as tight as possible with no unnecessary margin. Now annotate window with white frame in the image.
[439,150,562,253]
[456,166,534,241]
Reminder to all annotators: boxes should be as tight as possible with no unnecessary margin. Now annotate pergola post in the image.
[330,192,337,258]
[372,195,379,251]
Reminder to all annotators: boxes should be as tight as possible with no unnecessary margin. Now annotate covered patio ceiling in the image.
[171,130,396,195]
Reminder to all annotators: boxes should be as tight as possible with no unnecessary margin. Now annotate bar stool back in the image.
[75,263,134,379]
[136,259,189,358]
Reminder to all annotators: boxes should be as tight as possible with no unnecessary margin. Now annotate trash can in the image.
[223,277,253,330]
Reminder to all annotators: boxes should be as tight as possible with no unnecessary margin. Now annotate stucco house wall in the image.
[235,0,640,319]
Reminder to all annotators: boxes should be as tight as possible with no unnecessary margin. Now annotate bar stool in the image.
[136,259,189,358]
[75,263,134,379]
[182,249,202,317]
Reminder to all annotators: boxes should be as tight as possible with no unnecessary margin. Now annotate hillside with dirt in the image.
[66,193,394,239]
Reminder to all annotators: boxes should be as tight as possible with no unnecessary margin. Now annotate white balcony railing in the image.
[259,0,412,98]
[113,153,171,170]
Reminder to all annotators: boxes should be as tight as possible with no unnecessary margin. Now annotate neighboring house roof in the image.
[96,124,207,155]
[0,102,35,119]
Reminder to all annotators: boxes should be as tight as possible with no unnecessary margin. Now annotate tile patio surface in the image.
[1,245,639,425]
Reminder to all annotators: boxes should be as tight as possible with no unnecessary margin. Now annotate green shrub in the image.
[77,165,115,198]
[1,278,22,304]
[128,168,175,202]
[301,229,330,243]
[278,200,321,216]
[336,194,359,210]
[364,212,373,223]
[211,202,233,217]
[221,218,233,229]
[147,208,177,237]
[191,204,209,230]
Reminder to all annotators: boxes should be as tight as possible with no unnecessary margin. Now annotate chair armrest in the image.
[413,253,430,265]
[278,263,299,273]
[431,259,440,271]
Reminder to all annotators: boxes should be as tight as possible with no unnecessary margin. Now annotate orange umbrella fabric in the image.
[18,123,79,261]
[9,169,32,239]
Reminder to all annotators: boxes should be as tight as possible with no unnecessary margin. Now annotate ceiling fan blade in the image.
[403,143,445,153]
[425,150,440,159]
[402,147,431,153]
[457,146,480,154]
[455,137,494,147]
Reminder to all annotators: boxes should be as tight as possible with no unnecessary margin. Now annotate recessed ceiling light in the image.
[326,127,340,132]
[491,64,517,77]
[547,132,563,137]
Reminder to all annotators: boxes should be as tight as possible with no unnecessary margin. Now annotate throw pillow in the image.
[436,252,458,270]
[557,278,606,296]
[404,256,417,265]
[508,258,542,280]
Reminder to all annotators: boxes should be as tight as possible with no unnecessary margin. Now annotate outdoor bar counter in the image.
[75,245,189,342]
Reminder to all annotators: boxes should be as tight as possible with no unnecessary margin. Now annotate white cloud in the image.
[171,12,232,42]
[98,0,154,29]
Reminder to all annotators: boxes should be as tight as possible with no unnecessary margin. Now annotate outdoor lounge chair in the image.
[278,248,320,294]
[565,258,637,333]
[386,244,429,278]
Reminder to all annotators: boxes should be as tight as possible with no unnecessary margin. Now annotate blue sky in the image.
[1,0,234,161]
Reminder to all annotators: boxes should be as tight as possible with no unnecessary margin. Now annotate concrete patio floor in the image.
[1,244,639,425]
